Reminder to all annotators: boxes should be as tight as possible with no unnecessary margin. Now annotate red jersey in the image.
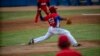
[44,13,60,27]
[56,48,81,56]
[37,0,50,14]
[38,0,49,6]
[38,0,49,3]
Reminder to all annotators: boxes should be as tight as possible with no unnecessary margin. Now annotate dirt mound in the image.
[0,40,100,56]
[69,15,100,24]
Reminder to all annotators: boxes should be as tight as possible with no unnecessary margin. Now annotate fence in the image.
[0,0,100,7]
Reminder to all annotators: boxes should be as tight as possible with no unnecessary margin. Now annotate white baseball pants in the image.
[34,26,78,46]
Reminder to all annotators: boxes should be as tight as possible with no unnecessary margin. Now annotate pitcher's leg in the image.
[33,32,53,44]
[60,29,78,46]
[65,31,78,46]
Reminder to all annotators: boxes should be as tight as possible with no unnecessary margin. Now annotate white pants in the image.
[34,26,78,46]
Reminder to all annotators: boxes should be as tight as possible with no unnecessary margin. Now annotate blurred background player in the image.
[56,35,82,56]
[34,0,50,23]
[29,6,81,47]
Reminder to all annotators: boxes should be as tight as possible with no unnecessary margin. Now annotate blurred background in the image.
[0,0,100,7]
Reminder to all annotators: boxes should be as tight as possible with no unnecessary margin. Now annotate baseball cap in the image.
[49,6,57,11]
[58,34,71,49]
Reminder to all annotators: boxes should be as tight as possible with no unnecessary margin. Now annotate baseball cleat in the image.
[73,44,81,47]
[28,38,34,45]
[77,44,81,46]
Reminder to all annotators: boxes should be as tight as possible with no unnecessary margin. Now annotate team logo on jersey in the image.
[41,3,46,5]
[48,18,55,24]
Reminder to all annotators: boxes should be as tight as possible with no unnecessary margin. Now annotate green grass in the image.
[29,47,100,56]
[80,47,100,56]
[0,9,100,46]
[63,24,100,40]
[59,9,100,16]
[30,52,56,56]
[1,28,48,46]
[0,24,100,46]
[0,9,100,21]
[0,11,36,21]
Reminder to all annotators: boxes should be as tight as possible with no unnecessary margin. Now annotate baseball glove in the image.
[66,18,72,24]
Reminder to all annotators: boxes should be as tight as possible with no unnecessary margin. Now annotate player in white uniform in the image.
[28,6,81,47]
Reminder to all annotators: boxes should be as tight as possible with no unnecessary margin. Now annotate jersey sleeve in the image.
[40,15,49,21]
[44,15,49,21]
[55,16,61,27]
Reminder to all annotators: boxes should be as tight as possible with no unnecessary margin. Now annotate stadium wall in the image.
[0,0,100,7]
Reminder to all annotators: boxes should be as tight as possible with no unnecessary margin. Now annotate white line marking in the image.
[82,13,100,15]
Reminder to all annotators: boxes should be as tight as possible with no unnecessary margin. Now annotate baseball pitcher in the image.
[29,6,80,47]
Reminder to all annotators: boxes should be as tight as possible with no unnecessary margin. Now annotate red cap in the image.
[58,35,70,49]
[59,35,70,43]
[49,6,57,13]
[49,6,57,10]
